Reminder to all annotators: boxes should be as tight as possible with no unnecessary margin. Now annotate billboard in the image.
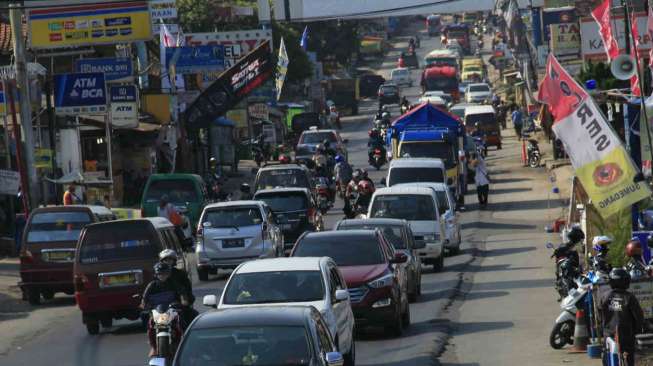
[549,23,580,59]
[165,45,226,74]
[54,72,107,115]
[27,1,152,49]
[185,41,273,130]
[110,85,138,128]
[581,15,652,60]
[185,29,273,68]
[75,58,133,82]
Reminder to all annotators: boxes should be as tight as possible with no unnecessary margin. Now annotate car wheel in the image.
[197,267,209,282]
[402,302,411,328]
[433,254,444,272]
[41,289,54,300]
[27,288,41,305]
[344,338,356,366]
[100,318,113,328]
[86,319,100,335]
[387,303,404,337]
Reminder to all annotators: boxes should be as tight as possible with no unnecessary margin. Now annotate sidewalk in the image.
[0,257,27,316]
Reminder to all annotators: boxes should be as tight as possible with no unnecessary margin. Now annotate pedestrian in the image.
[600,268,645,366]
[63,184,80,205]
[472,154,490,208]
[511,107,523,138]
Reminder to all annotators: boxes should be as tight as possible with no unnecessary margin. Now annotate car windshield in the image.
[254,192,308,212]
[177,326,312,366]
[393,69,409,76]
[26,211,92,243]
[223,271,324,304]
[424,77,458,91]
[434,190,450,213]
[203,207,262,228]
[388,167,445,186]
[339,224,406,249]
[465,66,481,72]
[256,169,310,191]
[450,107,466,119]
[425,57,457,67]
[370,195,437,221]
[399,143,454,168]
[78,221,159,264]
[469,85,490,92]
[293,234,384,266]
[466,113,496,127]
[300,132,336,144]
[381,85,397,94]
[144,179,198,203]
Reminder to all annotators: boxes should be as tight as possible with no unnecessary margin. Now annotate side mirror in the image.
[325,352,344,366]
[379,177,387,186]
[413,240,426,249]
[546,242,554,249]
[334,289,349,302]
[202,221,212,228]
[203,294,218,308]
[391,252,408,264]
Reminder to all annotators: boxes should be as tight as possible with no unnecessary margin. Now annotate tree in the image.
[271,22,313,83]
[177,0,215,33]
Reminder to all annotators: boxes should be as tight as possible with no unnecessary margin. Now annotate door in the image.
[328,263,351,352]
[437,190,454,243]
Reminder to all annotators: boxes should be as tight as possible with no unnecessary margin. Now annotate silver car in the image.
[196,201,284,281]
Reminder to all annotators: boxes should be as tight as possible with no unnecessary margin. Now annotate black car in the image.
[254,163,314,196]
[335,218,423,302]
[360,74,386,98]
[378,83,400,107]
[174,306,345,366]
[253,188,321,249]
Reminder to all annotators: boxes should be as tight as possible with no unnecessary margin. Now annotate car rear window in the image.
[381,85,397,94]
[144,179,198,203]
[465,112,496,126]
[399,143,454,168]
[338,224,406,249]
[26,211,92,243]
[223,271,324,304]
[256,169,309,191]
[392,69,409,76]
[469,84,490,92]
[203,207,262,228]
[370,194,437,221]
[293,234,384,266]
[388,167,444,186]
[254,192,308,212]
[78,221,159,264]
[300,132,336,144]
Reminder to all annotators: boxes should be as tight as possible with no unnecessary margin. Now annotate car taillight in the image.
[374,149,382,154]
[318,188,328,195]
[74,274,89,292]
[20,250,33,265]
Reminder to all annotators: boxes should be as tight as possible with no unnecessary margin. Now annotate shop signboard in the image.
[541,7,576,44]
[75,58,133,82]
[185,29,273,68]
[184,41,273,130]
[0,169,19,195]
[248,103,269,120]
[54,72,107,115]
[581,15,652,60]
[34,148,53,169]
[0,82,6,117]
[27,1,153,49]
[549,23,580,59]
[165,45,226,74]
[110,85,138,128]
[150,0,178,34]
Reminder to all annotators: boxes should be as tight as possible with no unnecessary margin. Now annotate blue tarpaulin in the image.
[389,103,464,139]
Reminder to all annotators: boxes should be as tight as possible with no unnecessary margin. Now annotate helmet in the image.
[335,155,344,164]
[566,226,585,244]
[154,262,172,275]
[382,112,390,119]
[209,157,217,165]
[360,169,369,179]
[625,239,643,257]
[352,170,361,182]
[358,180,372,195]
[159,249,178,263]
[592,235,612,252]
[609,267,631,290]
[240,183,251,194]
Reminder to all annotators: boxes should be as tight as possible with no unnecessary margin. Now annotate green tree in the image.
[177,0,259,32]
[577,61,626,91]
[271,22,312,83]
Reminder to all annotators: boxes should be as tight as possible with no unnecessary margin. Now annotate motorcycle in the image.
[316,178,333,214]
[370,147,386,170]
[527,138,541,168]
[547,242,581,300]
[549,274,593,349]
[147,303,184,366]
[251,138,269,167]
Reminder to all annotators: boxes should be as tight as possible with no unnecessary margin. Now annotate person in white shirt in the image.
[473,154,490,208]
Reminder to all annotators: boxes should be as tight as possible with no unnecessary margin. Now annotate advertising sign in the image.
[185,41,273,130]
[185,29,273,68]
[150,0,177,19]
[110,85,138,128]
[549,23,580,59]
[165,45,226,74]
[0,82,6,117]
[27,1,152,49]
[248,103,269,120]
[581,15,652,60]
[54,72,107,115]
[541,7,577,44]
[75,58,133,82]
[0,169,20,195]
[34,148,53,169]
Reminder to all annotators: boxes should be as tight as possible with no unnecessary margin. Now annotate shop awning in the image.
[44,171,112,186]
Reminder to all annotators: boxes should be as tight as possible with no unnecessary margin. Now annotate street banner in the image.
[110,85,138,128]
[185,40,273,130]
[276,37,289,101]
[75,58,133,83]
[27,1,152,49]
[54,72,107,115]
[538,54,651,218]
[591,0,619,60]
[581,15,652,60]
[165,45,226,74]
[185,29,273,68]
[630,12,642,96]
[0,82,7,117]
[0,169,19,195]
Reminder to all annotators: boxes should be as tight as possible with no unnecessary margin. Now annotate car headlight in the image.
[423,234,439,242]
[368,273,394,289]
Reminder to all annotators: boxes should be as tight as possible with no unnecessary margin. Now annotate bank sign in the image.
[54,72,107,115]
[110,85,138,128]
[75,58,133,82]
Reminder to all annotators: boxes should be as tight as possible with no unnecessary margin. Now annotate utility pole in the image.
[9,2,38,208]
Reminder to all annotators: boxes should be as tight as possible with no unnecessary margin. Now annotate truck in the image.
[421,66,460,102]
[322,78,360,115]
[359,36,385,59]
[444,24,471,54]
[386,103,467,201]
[461,58,485,82]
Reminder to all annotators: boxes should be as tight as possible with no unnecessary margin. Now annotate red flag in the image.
[591,0,619,60]
[630,13,641,96]
[648,4,653,67]
[537,54,589,122]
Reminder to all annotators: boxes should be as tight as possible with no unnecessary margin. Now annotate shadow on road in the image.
[460,221,537,231]
[487,177,532,184]
[444,262,541,273]
[489,187,533,195]
[481,246,536,257]
[471,278,551,291]
[461,290,510,301]
[485,198,564,211]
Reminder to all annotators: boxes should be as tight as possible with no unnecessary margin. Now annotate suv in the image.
[291,230,410,336]
[253,163,314,195]
[296,128,348,162]
[195,201,284,281]
[378,83,400,107]
[253,188,322,249]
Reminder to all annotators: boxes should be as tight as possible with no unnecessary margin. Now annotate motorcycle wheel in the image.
[528,154,540,168]
[157,335,170,359]
[86,320,100,335]
[549,320,574,349]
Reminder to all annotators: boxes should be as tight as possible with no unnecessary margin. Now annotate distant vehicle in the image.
[465,83,493,103]
[419,91,452,107]
[423,49,459,71]
[421,66,460,102]
[195,201,284,281]
[426,14,442,36]
[213,257,355,361]
[291,112,325,137]
[391,67,412,87]
[359,73,386,98]
[465,105,501,149]
[176,306,346,366]
[449,103,479,121]
[378,83,401,107]
[444,24,471,54]
[253,164,314,194]
[296,128,349,162]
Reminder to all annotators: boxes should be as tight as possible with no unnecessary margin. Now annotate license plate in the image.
[42,250,74,262]
[223,239,245,248]
[102,273,137,287]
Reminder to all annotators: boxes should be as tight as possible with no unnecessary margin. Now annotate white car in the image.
[206,257,356,359]
[465,83,493,103]
[396,182,461,254]
[391,67,412,87]
[419,91,452,107]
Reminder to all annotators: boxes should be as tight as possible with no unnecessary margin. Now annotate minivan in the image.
[74,217,188,335]
[385,158,455,196]
[19,205,115,305]
[464,105,501,149]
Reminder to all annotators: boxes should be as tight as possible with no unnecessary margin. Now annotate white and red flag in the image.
[591,0,619,61]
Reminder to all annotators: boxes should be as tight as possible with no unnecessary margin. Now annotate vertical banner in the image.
[276,37,289,100]
[538,54,651,218]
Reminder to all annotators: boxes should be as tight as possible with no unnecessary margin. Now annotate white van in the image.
[385,157,454,192]
[391,67,412,87]
[368,186,445,271]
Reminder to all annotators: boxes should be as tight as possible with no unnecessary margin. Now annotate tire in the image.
[344,339,356,366]
[549,320,574,349]
[41,289,54,300]
[528,154,540,168]
[433,254,444,272]
[157,336,170,358]
[387,304,404,337]
[197,267,209,282]
[86,320,100,335]
[100,318,113,328]
[27,288,41,305]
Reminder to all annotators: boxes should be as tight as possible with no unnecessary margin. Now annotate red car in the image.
[291,230,410,336]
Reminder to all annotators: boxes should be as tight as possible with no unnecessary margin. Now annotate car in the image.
[174,306,346,366]
[449,102,478,121]
[465,82,493,103]
[395,183,461,254]
[296,128,348,162]
[253,163,314,194]
[253,188,322,249]
[335,218,424,302]
[291,230,410,336]
[419,91,452,108]
[378,83,401,107]
[386,157,450,189]
[360,73,386,98]
[367,186,445,271]
[209,257,355,361]
[195,201,284,281]
[390,67,412,87]
[464,105,501,149]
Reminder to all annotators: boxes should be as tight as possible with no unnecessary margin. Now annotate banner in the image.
[110,85,138,128]
[0,169,19,195]
[276,37,289,101]
[581,15,652,60]
[538,54,650,218]
[165,45,226,74]
[590,0,619,60]
[185,29,273,68]
[75,58,133,82]
[54,72,107,115]
[27,1,152,49]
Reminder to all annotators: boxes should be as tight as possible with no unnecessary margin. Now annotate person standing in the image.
[63,185,80,205]
[473,154,490,208]
[511,107,523,138]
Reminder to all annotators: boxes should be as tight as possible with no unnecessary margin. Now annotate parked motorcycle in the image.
[547,242,581,300]
[549,274,592,349]
[527,138,541,168]
[370,147,387,170]
[147,303,183,366]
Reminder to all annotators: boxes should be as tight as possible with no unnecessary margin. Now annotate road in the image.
[0,21,595,366]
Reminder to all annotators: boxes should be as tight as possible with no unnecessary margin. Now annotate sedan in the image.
[465,83,493,103]
[175,306,345,366]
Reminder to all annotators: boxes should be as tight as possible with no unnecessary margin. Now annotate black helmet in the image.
[154,262,172,275]
[240,183,251,193]
[567,226,585,244]
[609,267,631,290]
[323,139,331,148]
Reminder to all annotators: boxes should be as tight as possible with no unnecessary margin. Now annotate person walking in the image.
[473,154,490,208]
[63,185,81,205]
[511,106,523,138]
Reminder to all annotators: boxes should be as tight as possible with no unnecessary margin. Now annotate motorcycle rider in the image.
[239,183,253,200]
[591,235,613,277]
[205,157,225,200]
[344,170,362,217]
[600,268,645,366]
[312,144,329,178]
[159,249,198,322]
[158,195,186,242]
[359,168,375,192]
[400,96,410,113]
[625,238,649,280]
[353,180,374,214]
[334,154,352,193]
[368,128,386,163]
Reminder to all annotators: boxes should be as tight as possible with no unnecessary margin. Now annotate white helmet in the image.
[159,249,178,262]
[592,235,612,247]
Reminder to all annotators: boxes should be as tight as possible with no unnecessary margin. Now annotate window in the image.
[468,84,490,92]
[339,224,406,249]
[435,190,450,214]
[370,195,437,221]
[465,113,496,127]
[26,211,92,243]
[144,180,198,204]
[79,222,160,264]
[388,167,444,186]
[255,192,309,212]
[399,142,454,168]
[315,319,333,352]
[223,271,325,304]
[293,234,384,266]
[203,207,262,228]
[300,132,337,144]
[256,169,310,191]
